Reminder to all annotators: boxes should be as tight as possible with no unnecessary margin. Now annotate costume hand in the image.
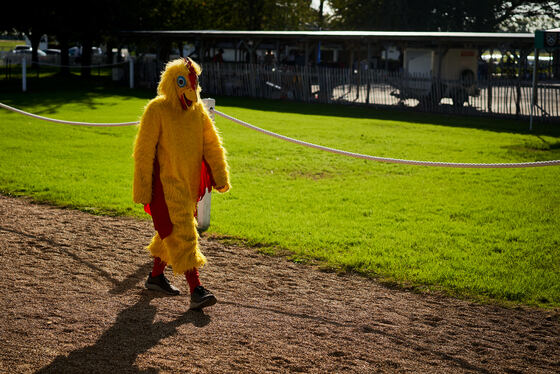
[133,195,151,206]
[215,184,230,193]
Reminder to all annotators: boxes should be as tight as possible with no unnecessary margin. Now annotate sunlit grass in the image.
[0,80,558,307]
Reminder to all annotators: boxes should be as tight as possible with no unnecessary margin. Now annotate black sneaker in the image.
[145,273,180,295]
[189,286,217,310]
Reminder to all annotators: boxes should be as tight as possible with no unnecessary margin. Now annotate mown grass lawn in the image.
[0,39,25,51]
[1,77,559,307]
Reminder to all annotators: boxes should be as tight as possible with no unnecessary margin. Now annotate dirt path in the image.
[0,195,558,373]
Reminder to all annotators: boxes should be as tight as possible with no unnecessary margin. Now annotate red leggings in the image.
[151,257,201,294]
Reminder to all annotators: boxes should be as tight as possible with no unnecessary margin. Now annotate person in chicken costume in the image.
[133,57,230,310]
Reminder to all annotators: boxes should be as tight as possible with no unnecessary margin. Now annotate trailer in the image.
[392,48,480,107]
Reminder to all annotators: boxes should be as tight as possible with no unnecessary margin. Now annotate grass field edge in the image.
[3,190,559,312]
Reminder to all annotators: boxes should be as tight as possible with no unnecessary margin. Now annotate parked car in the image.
[391,48,480,107]
[12,45,31,53]
[12,45,46,56]
[68,46,80,56]
[43,48,61,55]
[68,46,104,57]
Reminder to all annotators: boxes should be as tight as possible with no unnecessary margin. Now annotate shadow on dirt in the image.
[34,291,210,374]
[222,300,492,374]
[0,225,208,373]
[0,226,152,294]
[109,263,153,295]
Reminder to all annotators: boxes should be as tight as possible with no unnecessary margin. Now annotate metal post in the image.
[276,41,281,65]
[530,48,538,131]
[487,56,493,113]
[129,57,134,89]
[366,42,371,104]
[22,57,27,92]
[197,97,216,233]
[515,50,525,117]
[203,98,216,122]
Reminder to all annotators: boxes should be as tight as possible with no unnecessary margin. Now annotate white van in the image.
[394,48,480,107]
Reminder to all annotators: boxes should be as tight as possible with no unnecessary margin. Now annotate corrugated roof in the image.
[123,30,535,49]
[126,30,533,41]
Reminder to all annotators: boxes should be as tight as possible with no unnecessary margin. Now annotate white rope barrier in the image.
[213,109,560,169]
[1,101,559,168]
[0,102,139,127]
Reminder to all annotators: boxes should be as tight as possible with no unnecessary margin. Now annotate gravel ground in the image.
[0,195,558,373]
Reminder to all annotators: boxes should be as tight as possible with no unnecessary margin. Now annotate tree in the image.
[326,0,559,32]
[164,0,317,31]
[1,3,55,67]
[497,1,560,32]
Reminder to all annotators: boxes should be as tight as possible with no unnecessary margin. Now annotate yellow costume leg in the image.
[163,209,207,275]
[147,233,171,264]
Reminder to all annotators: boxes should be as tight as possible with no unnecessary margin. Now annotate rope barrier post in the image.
[21,57,27,92]
[129,57,134,89]
[203,98,216,122]
[196,98,216,232]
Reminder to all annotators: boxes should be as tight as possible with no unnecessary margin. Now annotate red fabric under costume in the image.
[144,158,215,239]
[185,268,202,294]
[198,158,215,202]
[151,257,167,277]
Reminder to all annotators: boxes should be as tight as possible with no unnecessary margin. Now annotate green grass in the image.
[0,65,115,81]
[1,77,559,308]
[0,39,25,51]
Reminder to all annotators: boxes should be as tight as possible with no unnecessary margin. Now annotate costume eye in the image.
[177,76,186,87]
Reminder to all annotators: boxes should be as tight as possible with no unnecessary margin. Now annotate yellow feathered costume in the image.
[133,58,230,274]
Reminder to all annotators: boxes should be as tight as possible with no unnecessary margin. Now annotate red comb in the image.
[184,58,198,89]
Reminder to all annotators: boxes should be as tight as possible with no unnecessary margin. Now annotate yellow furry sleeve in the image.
[202,111,230,191]
[133,100,161,204]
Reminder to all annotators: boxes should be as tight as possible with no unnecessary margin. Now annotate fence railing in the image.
[1,55,133,89]
[0,51,107,67]
[3,55,558,122]
[197,62,559,121]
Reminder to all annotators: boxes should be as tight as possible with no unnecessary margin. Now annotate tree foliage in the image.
[1,0,557,72]
[327,0,559,32]
[1,1,317,57]
[157,0,317,31]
